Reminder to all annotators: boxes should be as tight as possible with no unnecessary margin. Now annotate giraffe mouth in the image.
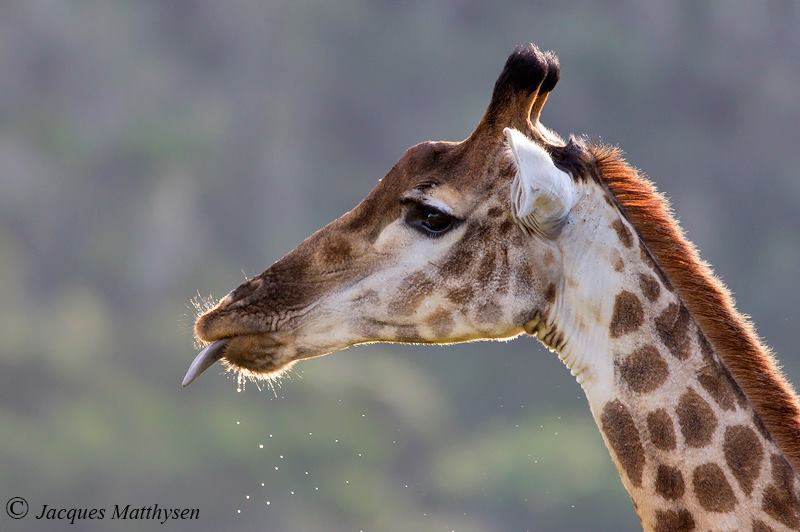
[181,334,295,387]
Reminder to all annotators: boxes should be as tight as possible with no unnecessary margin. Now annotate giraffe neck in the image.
[544,187,800,531]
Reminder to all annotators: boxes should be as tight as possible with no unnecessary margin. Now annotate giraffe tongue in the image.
[181,339,229,387]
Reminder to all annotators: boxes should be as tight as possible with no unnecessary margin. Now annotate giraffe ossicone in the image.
[187,43,800,530]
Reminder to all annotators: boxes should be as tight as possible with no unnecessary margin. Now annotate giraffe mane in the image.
[587,142,800,471]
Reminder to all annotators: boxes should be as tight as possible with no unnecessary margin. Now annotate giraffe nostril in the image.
[223,278,264,308]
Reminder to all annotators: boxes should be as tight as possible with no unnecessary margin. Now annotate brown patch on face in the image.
[487,206,504,218]
[355,318,383,339]
[614,256,624,272]
[753,520,775,532]
[762,454,800,528]
[600,400,645,486]
[697,363,737,411]
[319,235,353,263]
[723,425,763,495]
[477,250,496,282]
[655,464,685,500]
[609,290,644,338]
[476,300,502,324]
[441,249,472,277]
[544,282,556,304]
[692,463,737,512]
[617,344,669,394]
[676,388,717,448]
[638,273,661,302]
[388,272,435,316]
[446,285,475,306]
[611,218,633,248]
[394,324,423,342]
[654,508,695,532]
[440,223,493,279]
[647,409,677,451]
[654,302,691,360]
[351,289,380,306]
[427,308,454,337]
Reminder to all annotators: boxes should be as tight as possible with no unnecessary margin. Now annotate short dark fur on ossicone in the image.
[482,43,559,131]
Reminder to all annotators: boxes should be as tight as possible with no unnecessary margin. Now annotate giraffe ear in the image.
[504,127,577,237]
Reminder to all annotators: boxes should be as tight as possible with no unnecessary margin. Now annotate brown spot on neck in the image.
[609,290,644,338]
[692,463,737,512]
[762,453,800,528]
[676,388,717,448]
[753,520,775,532]
[653,508,695,532]
[723,425,763,495]
[611,218,633,248]
[647,409,677,451]
[600,400,645,487]
[617,344,668,394]
[594,146,800,472]
[697,362,737,411]
[655,464,685,500]
[654,302,691,360]
[638,273,661,302]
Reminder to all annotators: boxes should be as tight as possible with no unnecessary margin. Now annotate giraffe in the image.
[184,44,800,530]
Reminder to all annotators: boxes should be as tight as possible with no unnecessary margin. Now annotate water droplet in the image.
[279,455,284,459]
[274,466,279,471]
[261,482,265,487]
[258,444,264,449]
[245,495,250,500]
[236,509,241,514]
[314,487,319,491]
[345,480,349,484]
[269,434,273,438]
[361,413,366,417]
[357,453,362,457]
[236,421,241,425]
[304,471,309,475]
[290,491,295,495]
[266,501,271,506]
[334,439,339,443]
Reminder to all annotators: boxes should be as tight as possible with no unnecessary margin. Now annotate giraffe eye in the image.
[404,202,459,237]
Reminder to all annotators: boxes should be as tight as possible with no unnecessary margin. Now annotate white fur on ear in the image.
[504,127,577,237]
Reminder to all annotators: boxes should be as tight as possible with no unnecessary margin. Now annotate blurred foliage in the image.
[0,1,799,531]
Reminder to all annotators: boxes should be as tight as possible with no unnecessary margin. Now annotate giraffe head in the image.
[185,44,592,386]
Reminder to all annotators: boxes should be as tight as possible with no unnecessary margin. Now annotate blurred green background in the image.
[1,1,799,531]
